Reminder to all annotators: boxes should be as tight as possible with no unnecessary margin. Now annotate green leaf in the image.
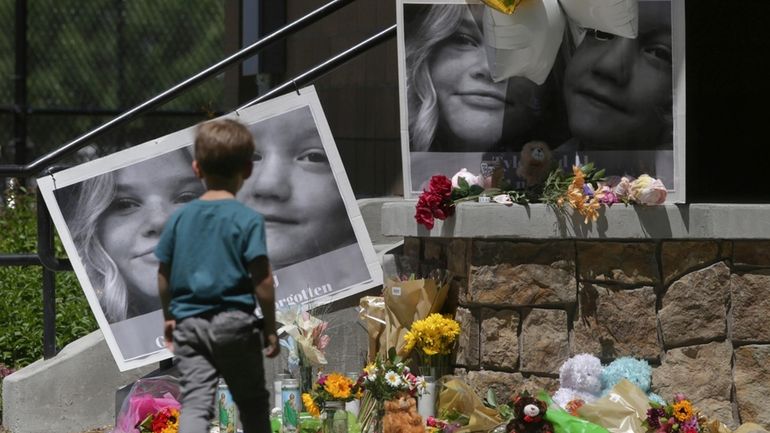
[486,388,498,407]
[458,177,469,190]
[468,185,485,196]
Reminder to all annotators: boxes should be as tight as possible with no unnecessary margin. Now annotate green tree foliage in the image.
[0,190,97,369]
[0,0,226,162]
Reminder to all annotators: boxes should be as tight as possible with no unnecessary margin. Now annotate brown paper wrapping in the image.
[383,277,450,358]
[358,296,386,363]
[438,377,503,433]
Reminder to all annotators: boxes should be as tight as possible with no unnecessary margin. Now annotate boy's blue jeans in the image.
[173,310,271,433]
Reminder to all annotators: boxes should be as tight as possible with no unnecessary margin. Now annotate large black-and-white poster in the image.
[398,0,685,202]
[38,87,382,371]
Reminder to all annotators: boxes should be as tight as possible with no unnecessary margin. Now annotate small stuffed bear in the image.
[516,141,553,187]
[506,393,554,433]
[551,353,603,410]
[383,395,425,433]
[601,357,665,405]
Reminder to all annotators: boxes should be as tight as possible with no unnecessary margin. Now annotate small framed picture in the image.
[397,0,685,202]
[38,86,382,371]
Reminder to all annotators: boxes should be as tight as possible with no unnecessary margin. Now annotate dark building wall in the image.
[286,0,403,198]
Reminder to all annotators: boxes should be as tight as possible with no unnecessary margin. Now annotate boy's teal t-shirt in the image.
[154,199,267,320]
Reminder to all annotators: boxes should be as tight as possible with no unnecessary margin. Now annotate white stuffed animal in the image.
[551,353,603,410]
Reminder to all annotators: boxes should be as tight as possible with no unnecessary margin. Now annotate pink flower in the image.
[596,185,619,205]
[117,393,180,433]
[613,176,635,199]
[631,174,667,205]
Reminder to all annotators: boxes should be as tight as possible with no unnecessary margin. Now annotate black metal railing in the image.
[0,0,395,359]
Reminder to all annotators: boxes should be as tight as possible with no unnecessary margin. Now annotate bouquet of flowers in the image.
[277,306,331,368]
[542,164,667,223]
[358,348,427,432]
[136,406,180,433]
[403,313,461,377]
[114,376,181,433]
[645,393,702,433]
[302,372,361,418]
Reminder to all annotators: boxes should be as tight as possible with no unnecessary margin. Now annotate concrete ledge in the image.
[2,330,154,433]
[383,201,770,239]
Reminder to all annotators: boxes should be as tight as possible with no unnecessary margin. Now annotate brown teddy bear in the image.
[383,395,426,433]
[516,140,553,187]
[506,393,554,433]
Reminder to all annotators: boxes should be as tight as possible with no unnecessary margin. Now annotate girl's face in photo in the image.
[563,1,672,150]
[236,108,353,269]
[98,149,204,309]
[429,5,540,152]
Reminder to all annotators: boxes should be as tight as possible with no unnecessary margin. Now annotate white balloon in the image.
[483,0,566,85]
[559,0,638,45]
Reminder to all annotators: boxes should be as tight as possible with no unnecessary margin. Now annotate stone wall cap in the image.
[381,201,770,239]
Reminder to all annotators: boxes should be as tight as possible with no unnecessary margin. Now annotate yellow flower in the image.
[405,314,461,356]
[302,393,320,417]
[323,373,353,399]
[672,400,693,422]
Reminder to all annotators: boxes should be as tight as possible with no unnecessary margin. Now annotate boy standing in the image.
[155,118,280,433]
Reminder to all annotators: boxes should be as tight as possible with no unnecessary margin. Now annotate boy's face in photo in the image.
[236,108,352,269]
[98,149,203,306]
[563,1,672,150]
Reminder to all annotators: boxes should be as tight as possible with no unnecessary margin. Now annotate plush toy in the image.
[601,357,665,405]
[383,395,425,433]
[507,393,554,433]
[516,141,553,187]
[551,353,603,410]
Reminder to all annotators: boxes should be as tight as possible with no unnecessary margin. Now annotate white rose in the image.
[451,168,482,189]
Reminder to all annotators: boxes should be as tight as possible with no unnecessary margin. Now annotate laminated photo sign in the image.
[482,0,565,85]
[37,86,383,371]
[398,0,686,203]
[559,0,638,45]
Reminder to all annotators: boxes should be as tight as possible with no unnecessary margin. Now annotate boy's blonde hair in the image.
[194,118,255,177]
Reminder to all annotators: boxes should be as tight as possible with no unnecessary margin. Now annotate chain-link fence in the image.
[1,0,229,167]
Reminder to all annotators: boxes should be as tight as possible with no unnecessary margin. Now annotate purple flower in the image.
[647,408,666,428]
[582,184,594,197]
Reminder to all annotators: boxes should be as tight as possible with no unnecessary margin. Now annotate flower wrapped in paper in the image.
[277,306,330,368]
[436,377,503,433]
[383,270,452,358]
[576,379,651,433]
[358,296,387,363]
[113,375,181,433]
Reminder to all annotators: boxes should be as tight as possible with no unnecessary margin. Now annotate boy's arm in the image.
[157,262,175,352]
[248,255,280,358]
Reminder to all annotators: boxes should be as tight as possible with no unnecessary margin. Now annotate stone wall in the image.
[401,237,770,429]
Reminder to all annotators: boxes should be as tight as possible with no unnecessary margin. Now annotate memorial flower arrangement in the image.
[301,372,361,418]
[645,393,702,433]
[358,349,427,432]
[414,165,668,229]
[119,393,181,433]
[403,313,461,377]
[277,307,331,368]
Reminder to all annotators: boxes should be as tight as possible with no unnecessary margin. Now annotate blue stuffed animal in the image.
[601,357,665,405]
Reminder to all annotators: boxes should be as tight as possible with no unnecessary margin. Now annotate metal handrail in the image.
[0,0,355,178]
